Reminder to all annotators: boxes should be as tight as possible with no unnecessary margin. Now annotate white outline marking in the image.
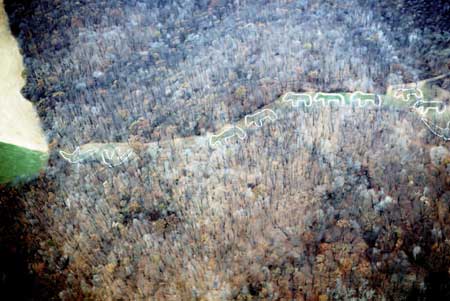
[245,109,278,128]
[421,118,450,141]
[59,147,96,164]
[282,92,313,107]
[350,91,381,107]
[412,100,446,115]
[60,146,133,167]
[394,87,423,102]
[101,148,133,168]
[314,92,345,106]
[209,126,247,148]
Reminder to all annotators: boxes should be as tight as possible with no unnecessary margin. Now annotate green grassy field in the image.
[0,141,48,185]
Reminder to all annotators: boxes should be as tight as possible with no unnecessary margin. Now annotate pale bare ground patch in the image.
[0,0,47,153]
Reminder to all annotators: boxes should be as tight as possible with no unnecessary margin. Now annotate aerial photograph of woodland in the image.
[0,0,449,300]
